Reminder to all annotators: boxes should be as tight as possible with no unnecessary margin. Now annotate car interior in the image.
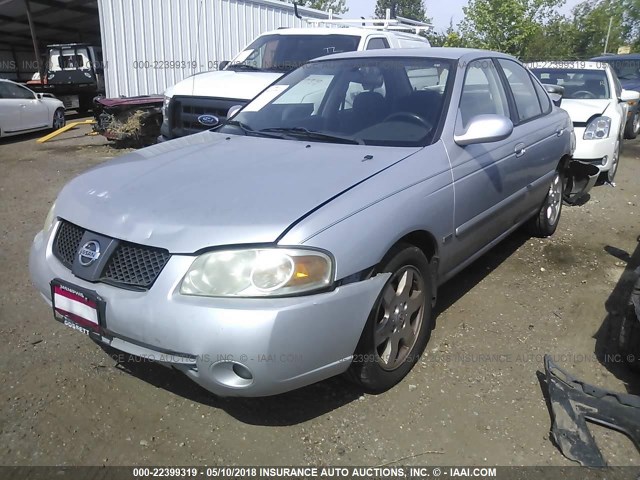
[236,61,450,146]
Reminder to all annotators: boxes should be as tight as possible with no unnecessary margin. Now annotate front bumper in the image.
[29,224,388,397]
[572,127,618,172]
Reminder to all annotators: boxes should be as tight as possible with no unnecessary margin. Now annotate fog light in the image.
[232,363,253,380]
[210,361,254,388]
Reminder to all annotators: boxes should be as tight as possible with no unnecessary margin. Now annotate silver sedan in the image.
[30,48,587,397]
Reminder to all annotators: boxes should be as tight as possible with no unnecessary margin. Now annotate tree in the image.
[459,0,565,58]
[374,0,429,23]
[522,15,579,61]
[299,0,348,14]
[428,20,469,47]
[620,0,640,49]
[570,0,624,57]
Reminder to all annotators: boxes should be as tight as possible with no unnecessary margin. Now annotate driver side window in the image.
[2,82,34,100]
[459,60,509,129]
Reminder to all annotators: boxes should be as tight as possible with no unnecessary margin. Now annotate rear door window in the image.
[498,59,543,123]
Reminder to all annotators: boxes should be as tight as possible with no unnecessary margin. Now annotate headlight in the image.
[180,248,333,297]
[583,116,610,139]
[43,202,56,233]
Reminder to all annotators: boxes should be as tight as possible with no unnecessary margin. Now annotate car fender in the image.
[279,142,454,281]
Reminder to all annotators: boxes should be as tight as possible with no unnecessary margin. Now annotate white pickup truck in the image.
[159,21,431,141]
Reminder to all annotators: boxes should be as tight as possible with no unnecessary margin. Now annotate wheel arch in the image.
[377,229,439,305]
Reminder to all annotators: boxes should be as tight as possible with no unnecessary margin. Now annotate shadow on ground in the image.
[593,236,640,395]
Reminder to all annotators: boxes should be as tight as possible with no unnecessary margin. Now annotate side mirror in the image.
[620,88,640,102]
[454,114,513,146]
[227,104,243,119]
[37,93,43,99]
[219,60,230,71]
[543,84,564,107]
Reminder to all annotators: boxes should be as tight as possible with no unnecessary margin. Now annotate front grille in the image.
[170,95,247,137]
[53,221,85,268]
[102,242,171,289]
[52,220,171,290]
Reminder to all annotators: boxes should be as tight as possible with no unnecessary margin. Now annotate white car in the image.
[528,61,640,183]
[0,79,65,139]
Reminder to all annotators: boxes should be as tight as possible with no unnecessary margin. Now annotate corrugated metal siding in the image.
[97,0,332,97]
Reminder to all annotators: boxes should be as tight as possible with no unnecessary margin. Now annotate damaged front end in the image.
[93,95,164,147]
[563,161,600,205]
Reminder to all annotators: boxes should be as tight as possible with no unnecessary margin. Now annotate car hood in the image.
[55,132,421,253]
[561,99,612,123]
[166,70,284,100]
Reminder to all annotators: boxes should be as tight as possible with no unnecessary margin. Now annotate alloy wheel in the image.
[374,266,426,371]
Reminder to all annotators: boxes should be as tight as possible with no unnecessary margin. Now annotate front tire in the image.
[347,244,433,393]
[606,140,621,184]
[624,112,639,140]
[527,170,564,237]
[52,108,65,131]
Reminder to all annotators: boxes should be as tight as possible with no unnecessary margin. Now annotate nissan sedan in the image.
[30,49,581,397]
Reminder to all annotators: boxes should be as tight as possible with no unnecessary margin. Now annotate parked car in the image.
[0,79,65,138]
[528,61,639,183]
[159,20,430,141]
[590,54,640,139]
[31,48,590,397]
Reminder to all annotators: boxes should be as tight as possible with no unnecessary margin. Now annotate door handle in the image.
[555,128,564,137]
[515,143,526,157]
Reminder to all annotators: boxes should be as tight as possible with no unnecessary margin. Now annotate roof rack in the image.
[293,4,431,34]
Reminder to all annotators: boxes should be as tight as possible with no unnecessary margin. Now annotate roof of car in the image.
[591,54,640,61]
[526,61,608,70]
[313,47,515,62]
[262,27,429,40]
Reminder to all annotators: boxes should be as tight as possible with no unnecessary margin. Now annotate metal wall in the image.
[97,0,332,97]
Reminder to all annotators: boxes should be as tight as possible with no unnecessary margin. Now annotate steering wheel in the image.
[383,112,432,129]
[573,90,597,99]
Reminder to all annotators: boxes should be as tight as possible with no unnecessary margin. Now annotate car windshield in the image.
[227,34,361,72]
[602,59,640,80]
[219,57,452,147]
[530,68,610,99]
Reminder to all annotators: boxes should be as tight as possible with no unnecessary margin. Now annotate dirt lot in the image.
[1,123,639,467]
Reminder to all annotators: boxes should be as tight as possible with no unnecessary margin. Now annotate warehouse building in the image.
[0,0,333,96]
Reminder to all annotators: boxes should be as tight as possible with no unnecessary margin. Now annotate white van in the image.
[160,18,431,140]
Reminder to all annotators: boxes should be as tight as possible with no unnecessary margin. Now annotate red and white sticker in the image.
[53,284,99,330]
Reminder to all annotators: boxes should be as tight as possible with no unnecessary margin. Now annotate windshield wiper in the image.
[224,120,282,138]
[225,63,262,72]
[258,127,362,145]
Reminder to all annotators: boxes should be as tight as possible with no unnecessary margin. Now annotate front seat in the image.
[351,91,388,132]
[584,78,606,99]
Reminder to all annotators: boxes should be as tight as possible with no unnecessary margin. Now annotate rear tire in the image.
[347,244,433,393]
[527,170,564,237]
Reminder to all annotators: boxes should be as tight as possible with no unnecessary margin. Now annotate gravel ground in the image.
[1,123,639,467]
